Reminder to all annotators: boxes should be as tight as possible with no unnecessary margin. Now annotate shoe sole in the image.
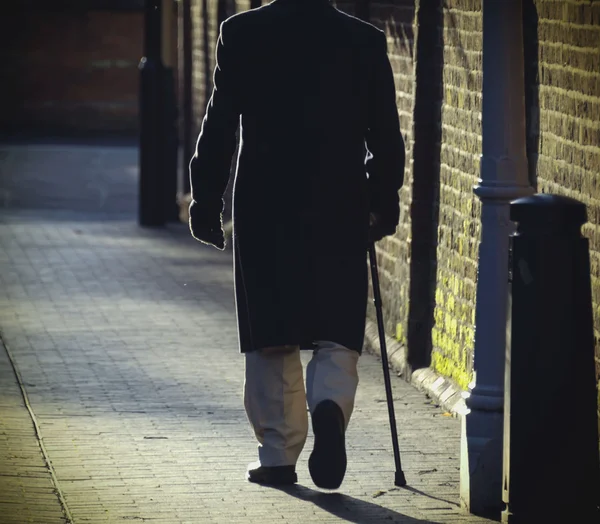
[246,471,298,485]
[309,401,346,490]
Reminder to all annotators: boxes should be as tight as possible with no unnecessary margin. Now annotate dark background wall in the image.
[0,3,144,136]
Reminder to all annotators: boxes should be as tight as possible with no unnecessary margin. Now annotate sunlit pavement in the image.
[0,143,496,523]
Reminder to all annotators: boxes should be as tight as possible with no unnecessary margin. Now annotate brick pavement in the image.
[0,339,68,524]
[0,144,496,523]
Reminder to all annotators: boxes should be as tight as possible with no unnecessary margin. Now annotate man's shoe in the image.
[246,461,297,485]
[309,399,347,489]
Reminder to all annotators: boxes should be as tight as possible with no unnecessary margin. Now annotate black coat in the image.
[190,0,405,353]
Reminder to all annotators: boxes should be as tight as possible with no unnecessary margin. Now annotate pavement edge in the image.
[0,334,74,524]
[363,319,468,417]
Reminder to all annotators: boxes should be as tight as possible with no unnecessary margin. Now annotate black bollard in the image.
[162,65,180,223]
[503,194,600,523]
[139,0,165,227]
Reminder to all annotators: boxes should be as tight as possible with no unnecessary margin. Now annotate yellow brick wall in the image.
[430,0,482,389]
[367,1,416,341]
[341,0,481,381]
[531,0,600,431]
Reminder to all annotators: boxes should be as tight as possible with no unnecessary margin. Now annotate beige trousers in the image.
[244,341,359,467]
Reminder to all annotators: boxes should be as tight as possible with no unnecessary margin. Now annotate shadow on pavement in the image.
[0,143,139,215]
[402,485,459,508]
[273,484,443,524]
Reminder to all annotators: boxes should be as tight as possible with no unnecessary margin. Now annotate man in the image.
[189,0,404,490]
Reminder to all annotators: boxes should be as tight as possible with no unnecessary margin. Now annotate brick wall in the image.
[529,0,600,431]
[0,9,143,135]
[366,1,416,359]
[371,0,600,426]
[430,0,482,389]
[370,0,482,387]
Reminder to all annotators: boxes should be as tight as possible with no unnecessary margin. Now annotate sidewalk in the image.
[0,143,496,523]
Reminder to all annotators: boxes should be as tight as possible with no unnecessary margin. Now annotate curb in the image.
[363,319,468,417]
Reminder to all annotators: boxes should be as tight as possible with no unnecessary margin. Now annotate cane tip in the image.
[395,471,407,487]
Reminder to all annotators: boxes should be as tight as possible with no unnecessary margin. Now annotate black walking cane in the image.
[368,243,407,487]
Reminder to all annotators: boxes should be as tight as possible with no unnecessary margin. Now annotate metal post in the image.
[139,0,165,227]
[503,195,600,524]
[459,0,533,518]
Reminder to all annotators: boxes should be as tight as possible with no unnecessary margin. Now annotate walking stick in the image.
[368,243,407,487]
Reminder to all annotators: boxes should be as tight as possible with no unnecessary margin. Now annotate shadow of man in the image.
[271,484,445,524]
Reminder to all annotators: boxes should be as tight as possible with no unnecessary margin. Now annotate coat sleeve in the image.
[365,31,405,228]
[189,21,240,212]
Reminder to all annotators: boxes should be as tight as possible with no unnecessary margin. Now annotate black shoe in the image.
[246,462,298,485]
[309,399,347,489]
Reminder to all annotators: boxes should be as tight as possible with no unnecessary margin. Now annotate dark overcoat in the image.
[190,0,405,353]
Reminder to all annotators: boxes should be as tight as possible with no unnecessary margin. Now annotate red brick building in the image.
[0,1,145,136]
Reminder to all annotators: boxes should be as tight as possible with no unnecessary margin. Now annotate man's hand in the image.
[189,199,226,250]
[368,212,396,243]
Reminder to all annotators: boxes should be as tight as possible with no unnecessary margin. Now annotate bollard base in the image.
[394,471,406,487]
